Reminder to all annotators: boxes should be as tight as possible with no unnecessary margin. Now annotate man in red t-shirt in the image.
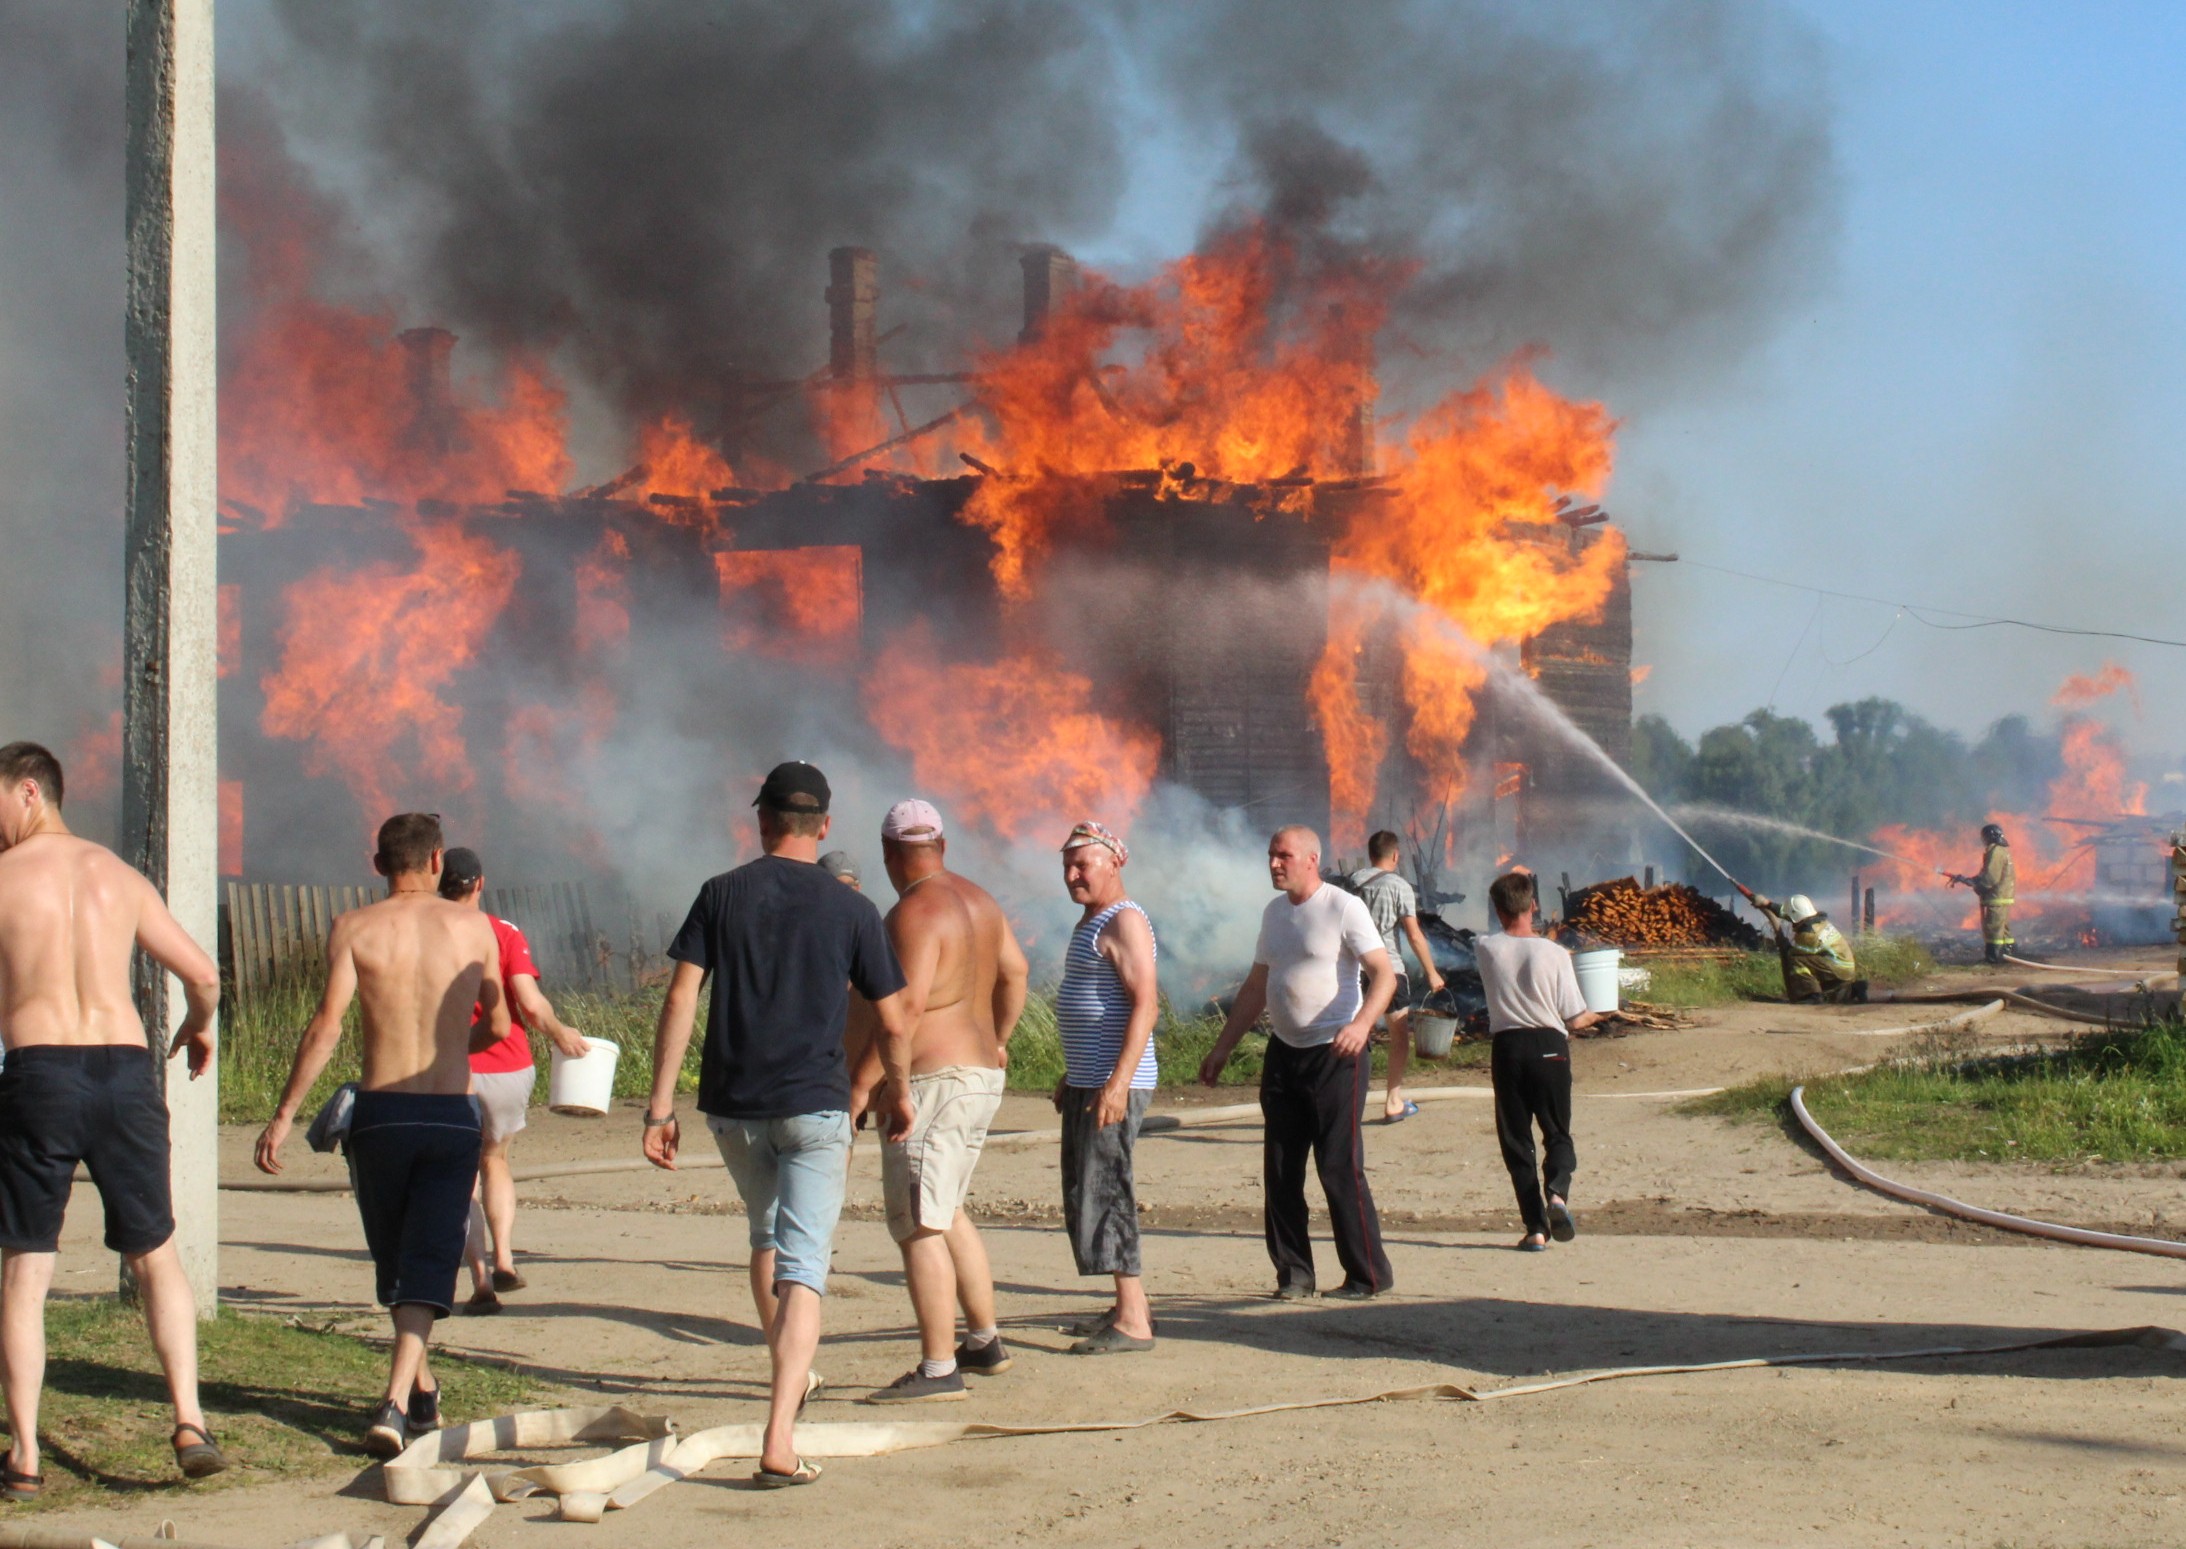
[438,849,589,1313]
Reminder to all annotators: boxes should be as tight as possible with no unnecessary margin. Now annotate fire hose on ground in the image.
[1789,1083,2186,1259]
[7,1318,2182,1549]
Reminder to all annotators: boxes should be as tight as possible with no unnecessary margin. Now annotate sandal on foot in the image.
[1382,1101,1420,1124]
[172,1422,230,1480]
[1547,1199,1577,1243]
[1517,1234,1548,1253]
[491,1268,526,1293]
[799,1369,824,1415]
[1068,1324,1155,1355]
[3,1462,42,1502]
[464,1287,502,1316]
[752,1457,822,1488]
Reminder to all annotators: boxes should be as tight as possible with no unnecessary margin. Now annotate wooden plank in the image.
[248,884,272,990]
[222,881,246,1004]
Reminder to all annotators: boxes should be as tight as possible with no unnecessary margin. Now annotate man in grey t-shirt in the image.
[1347,830,1447,1121]
[1473,870,1601,1252]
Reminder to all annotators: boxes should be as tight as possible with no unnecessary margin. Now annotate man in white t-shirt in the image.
[1201,825,1397,1299]
[1472,871,1602,1251]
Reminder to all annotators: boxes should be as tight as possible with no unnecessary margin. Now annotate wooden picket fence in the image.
[221,878,618,1010]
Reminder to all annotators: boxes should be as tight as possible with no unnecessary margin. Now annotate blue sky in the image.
[1610,2,2186,776]
[1085,1,2186,780]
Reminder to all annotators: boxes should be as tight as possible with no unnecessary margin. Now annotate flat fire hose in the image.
[11,1323,2182,1549]
[2001,952,2177,983]
[1789,1083,2186,1259]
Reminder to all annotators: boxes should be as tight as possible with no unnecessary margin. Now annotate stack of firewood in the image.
[1560,877,1764,950]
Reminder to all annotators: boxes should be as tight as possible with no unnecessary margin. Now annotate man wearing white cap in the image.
[856,800,1030,1404]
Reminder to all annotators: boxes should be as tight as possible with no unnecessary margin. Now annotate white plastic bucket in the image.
[1412,1013,1459,1060]
[1573,948,1622,1015]
[547,1034,620,1116]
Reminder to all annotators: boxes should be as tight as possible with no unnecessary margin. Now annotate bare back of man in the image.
[890,875,989,1073]
[338,894,504,1093]
[253,814,505,1457]
[0,834,211,1054]
[0,745,227,1491]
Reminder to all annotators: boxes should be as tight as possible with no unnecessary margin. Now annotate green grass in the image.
[1687,1017,2186,1164]
[223,968,1476,1120]
[1,1299,545,1509]
[1641,933,1936,1009]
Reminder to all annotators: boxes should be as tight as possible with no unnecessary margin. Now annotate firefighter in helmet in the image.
[1949,823,2015,965]
[1738,886,1867,1003]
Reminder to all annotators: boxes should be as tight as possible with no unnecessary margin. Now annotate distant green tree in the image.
[1636,699,2067,901]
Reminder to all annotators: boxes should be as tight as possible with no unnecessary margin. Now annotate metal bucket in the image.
[1412,1013,1459,1059]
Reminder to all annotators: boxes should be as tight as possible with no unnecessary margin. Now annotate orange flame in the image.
[260,522,521,827]
[1870,667,2146,937]
[1312,366,1621,834]
[714,547,864,664]
[861,623,1159,840]
[958,226,1387,598]
[636,414,739,501]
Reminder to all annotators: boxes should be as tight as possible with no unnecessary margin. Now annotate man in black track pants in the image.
[1472,870,1602,1252]
[1200,825,1397,1300]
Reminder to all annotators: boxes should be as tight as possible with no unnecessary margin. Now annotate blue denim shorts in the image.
[706,1110,852,1295]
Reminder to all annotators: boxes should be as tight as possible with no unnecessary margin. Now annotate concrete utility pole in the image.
[124,0,219,1314]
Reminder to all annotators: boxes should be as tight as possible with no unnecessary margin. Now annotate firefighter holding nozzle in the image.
[1737,885,1868,1003]
[1947,823,2015,965]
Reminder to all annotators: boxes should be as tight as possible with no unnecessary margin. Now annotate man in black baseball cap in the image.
[752,761,830,815]
[646,759,913,1485]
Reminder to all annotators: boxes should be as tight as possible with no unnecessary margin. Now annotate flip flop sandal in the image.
[464,1288,502,1316]
[1516,1236,1548,1253]
[1383,1101,1421,1123]
[1069,1324,1156,1355]
[1547,1200,1577,1243]
[752,1457,822,1488]
[491,1269,527,1293]
[172,1422,230,1480]
[799,1369,824,1414]
[3,1462,42,1502]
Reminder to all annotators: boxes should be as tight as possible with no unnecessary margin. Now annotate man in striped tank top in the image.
[1052,821,1160,1354]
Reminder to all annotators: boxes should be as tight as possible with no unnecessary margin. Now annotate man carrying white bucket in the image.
[438,848,592,1313]
[1473,871,1601,1252]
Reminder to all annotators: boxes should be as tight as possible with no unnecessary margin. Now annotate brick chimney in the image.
[826,247,878,382]
[398,326,457,454]
[1019,245,1078,344]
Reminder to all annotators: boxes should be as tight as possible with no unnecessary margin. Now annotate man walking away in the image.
[643,762,914,1487]
[1053,821,1160,1353]
[1472,871,1600,1252]
[1949,825,2016,965]
[1348,830,1448,1122]
[1739,887,1866,1003]
[858,801,1029,1403]
[437,848,591,1313]
[0,743,230,1495]
[255,813,509,1456]
[1200,825,1397,1300]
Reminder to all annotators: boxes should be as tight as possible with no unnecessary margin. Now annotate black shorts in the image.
[1359,969,1413,1019]
[0,1044,176,1255]
[347,1091,482,1316]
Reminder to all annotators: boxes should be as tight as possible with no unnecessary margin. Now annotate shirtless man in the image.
[254,812,507,1458]
[856,800,1029,1404]
[0,743,228,1498]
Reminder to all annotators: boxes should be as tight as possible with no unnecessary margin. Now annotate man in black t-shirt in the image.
[643,761,913,1488]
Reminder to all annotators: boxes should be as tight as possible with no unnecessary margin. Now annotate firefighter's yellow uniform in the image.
[1752,894,1864,1003]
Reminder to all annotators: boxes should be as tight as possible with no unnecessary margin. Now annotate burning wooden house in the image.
[217,240,1640,889]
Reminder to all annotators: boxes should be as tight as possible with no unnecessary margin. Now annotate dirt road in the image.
[32,954,2186,1548]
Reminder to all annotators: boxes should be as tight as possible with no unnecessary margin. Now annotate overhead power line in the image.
[1672,560,2186,651]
